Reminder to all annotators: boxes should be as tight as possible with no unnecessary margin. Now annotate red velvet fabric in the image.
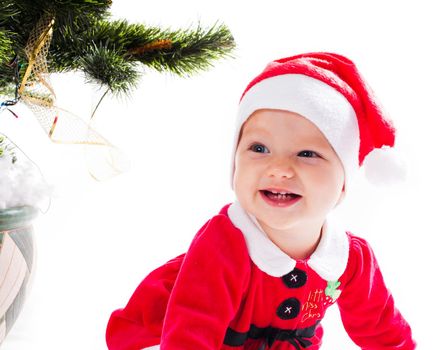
[106,206,415,349]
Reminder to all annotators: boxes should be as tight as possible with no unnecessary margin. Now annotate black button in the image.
[276,298,300,320]
[282,268,307,288]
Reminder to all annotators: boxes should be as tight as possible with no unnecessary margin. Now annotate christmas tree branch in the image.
[0,0,236,97]
[127,22,235,76]
[49,20,235,93]
[78,43,140,94]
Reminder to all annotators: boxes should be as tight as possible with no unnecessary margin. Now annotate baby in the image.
[106,52,416,349]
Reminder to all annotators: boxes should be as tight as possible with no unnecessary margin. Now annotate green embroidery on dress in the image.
[325,280,341,301]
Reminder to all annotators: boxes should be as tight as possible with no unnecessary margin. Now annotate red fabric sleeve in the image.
[337,235,416,349]
[160,215,251,350]
[105,255,183,350]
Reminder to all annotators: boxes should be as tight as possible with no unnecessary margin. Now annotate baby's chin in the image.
[252,213,305,234]
[236,199,296,227]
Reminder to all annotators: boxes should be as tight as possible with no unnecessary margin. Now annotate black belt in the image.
[223,321,320,349]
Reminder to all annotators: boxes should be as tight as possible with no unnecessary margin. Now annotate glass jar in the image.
[0,206,38,344]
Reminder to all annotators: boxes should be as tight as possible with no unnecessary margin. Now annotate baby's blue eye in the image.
[298,150,318,158]
[249,144,269,153]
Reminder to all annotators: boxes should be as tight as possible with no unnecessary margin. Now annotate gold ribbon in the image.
[18,13,129,180]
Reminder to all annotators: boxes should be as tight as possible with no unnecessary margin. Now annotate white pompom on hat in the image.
[231,52,404,190]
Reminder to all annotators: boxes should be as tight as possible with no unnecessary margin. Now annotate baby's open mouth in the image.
[259,190,302,207]
[261,190,300,201]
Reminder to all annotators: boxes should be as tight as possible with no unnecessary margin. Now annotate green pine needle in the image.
[79,43,139,95]
[128,22,236,76]
[0,30,15,94]
[0,31,13,61]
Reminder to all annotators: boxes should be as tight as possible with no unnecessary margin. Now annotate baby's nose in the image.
[267,158,295,179]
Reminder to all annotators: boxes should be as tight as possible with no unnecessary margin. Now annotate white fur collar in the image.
[227,202,349,281]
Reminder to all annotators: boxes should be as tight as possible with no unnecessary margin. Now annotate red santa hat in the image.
[231,52,404,189]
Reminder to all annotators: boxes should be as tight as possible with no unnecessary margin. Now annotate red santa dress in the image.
[106,202,415,350]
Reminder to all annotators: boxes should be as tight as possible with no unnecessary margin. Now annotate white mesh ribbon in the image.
[18,13,129,180]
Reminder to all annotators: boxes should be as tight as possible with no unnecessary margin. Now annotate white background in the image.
[1,0,447,348]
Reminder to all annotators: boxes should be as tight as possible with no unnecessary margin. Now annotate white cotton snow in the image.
[0,137,51,210]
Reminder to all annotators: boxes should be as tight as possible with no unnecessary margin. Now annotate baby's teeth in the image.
[272,191,287,195]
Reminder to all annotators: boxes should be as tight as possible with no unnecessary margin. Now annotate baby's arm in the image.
[160,215,251,350]
[106,255,183,350]
[337,235,416,349]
